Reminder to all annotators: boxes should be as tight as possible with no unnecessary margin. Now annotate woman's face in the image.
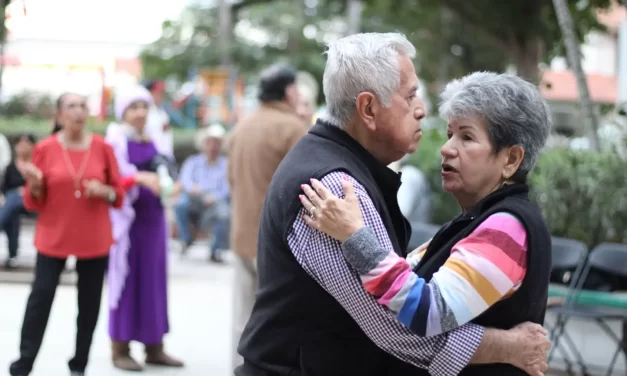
[296,96,314,125]
[123,100,149,131]
[57,94,88,134]
[14,137,34,158]
[439,116,523,210]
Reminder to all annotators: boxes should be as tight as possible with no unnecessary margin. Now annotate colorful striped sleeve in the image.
[340,212,528,337]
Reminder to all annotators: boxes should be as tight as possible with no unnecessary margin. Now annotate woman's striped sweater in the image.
[341,212,528,336]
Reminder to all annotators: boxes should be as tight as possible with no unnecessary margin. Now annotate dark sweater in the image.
[415,184,552,375]
[236,121,415,376]
[1,162,26,194]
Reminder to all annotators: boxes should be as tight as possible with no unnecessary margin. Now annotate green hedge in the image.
[0,117,200,163]
[409,119,627,248]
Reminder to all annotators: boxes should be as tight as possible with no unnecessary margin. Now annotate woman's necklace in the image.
[59,133,92,199]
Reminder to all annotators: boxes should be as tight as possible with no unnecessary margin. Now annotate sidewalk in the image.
[0,226,625,375]
[0,228,234,375]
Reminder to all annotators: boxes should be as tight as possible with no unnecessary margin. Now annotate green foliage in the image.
[1,91,59,119]
[141,0,614,104]
[0,117,198,162]
[529,147,627,247]
[0,92,30,118]
[408,118,627,248]
[407,120,458,225]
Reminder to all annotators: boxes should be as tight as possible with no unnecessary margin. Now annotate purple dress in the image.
[108,140,169,345]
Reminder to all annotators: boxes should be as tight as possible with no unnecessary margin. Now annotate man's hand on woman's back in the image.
[471,321,551,375]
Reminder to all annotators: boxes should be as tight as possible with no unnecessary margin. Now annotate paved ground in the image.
[0,226,625,376]
[0,226,234,376]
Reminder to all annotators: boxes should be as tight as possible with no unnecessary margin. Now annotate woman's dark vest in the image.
[236,121,416,376]
[415,184,552,375]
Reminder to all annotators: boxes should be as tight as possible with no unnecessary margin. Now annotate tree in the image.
[0,0,9,98]
[141,0,614,103]
[553,0,600,150]
[364,0,612,83]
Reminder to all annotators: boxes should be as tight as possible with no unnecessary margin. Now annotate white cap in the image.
[205,123,226,139]
[195,123,226,150]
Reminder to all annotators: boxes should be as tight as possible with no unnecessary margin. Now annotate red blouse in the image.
[23,135,124,259]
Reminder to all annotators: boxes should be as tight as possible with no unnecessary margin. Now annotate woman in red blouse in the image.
[9,93,125,376]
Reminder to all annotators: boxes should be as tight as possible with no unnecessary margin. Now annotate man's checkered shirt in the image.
[287,172,485,376]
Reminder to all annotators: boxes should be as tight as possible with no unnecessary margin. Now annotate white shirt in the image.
[146,104,174,158]
[397,165,431,224]
[0,134,11,173]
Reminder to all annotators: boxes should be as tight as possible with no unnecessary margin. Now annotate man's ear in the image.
[355,92,377,131]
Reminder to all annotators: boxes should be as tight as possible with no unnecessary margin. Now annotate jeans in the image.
[0,188,24,258]
[174,193,230,256]
[9,253,108,375]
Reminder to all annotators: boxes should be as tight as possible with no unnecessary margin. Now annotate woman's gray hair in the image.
[321,32,416,129]
[439,72,552,182]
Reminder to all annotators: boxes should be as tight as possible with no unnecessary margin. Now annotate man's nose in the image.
[414,106,425,120]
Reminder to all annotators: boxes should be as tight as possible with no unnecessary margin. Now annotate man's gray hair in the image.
[439,72,552,182]
[321,32,416,128]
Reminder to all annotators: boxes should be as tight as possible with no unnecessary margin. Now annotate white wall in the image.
[550,31,617,76]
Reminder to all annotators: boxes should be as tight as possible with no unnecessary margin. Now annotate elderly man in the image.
[228,63,309,370]
[175,123,230,262]
[236,33,550,376]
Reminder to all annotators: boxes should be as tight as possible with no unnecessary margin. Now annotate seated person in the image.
[0,133,36,268]
[175,124,230,263]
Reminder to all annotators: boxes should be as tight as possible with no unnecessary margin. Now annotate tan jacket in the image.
[228,102,308,260]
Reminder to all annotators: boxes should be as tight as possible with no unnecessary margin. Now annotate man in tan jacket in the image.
[228,63,309,369]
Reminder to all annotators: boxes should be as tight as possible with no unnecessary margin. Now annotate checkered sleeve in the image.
[287,171,484,376]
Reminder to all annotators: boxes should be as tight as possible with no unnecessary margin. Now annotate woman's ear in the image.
[502,145,524,180]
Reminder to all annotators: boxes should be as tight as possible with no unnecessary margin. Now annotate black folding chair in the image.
[546,237,589,375]
[549,243,627,376]
[407,222,440,252]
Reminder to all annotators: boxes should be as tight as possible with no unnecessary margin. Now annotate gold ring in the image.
[310,206,316,219]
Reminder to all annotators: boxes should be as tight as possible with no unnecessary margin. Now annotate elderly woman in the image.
[299,72,552,375]
[10,93,124,376]
[106,85,183,371]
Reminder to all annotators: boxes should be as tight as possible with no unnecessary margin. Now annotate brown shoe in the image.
[145,343,184,367]
[111,340,143,371]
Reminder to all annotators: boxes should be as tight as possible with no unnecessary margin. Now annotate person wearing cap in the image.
[142,80,174,159]
[106,85,184,371]
[228,63,308,369]
[174,123,230,262]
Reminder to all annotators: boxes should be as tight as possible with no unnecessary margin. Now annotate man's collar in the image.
[261,101,294,114]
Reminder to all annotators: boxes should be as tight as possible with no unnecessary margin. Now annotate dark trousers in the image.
[3,212,20,258]
[0,188,23,258]
[9,253,108,375]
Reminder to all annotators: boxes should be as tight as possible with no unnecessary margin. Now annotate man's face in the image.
[296,96,314,125]
[204,137,222,159]
[372,56,425,162]
[285,84,301,112]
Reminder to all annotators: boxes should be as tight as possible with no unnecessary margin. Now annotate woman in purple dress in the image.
[106,85,184,371]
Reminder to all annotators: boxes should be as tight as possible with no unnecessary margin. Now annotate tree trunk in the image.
[218,0,232,67]
[287,0,305,53]
[0,41,5,98]
[512,37,544,84]
[346,0,363,36]
[552,0,600,151]
[0,0,7,99]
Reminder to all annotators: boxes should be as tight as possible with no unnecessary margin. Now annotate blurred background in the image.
[0,0,626,375]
